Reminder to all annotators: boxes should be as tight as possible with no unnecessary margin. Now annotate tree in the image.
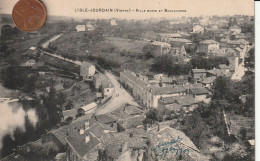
[1,25,13,37]
[65,100,74,110]
[240,128,247,140]
[212,76,240,103]
[65,117,73,124]
[245,48,254,68]
[142,44,157,59]
[0,65,27,89]
[0,44,8,55]
[76,108,85,117]
[44,87,63,126]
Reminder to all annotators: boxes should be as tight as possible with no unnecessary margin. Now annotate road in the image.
[95,72,139,115]
[39,33,139,115]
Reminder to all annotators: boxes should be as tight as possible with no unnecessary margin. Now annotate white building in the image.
[198,40,220,54]
[76,25,86,32]
[80,61,95,78]
[193,24,204,33]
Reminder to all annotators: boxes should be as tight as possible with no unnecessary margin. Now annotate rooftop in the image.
[200,40,219,44]
[81,61,94,68]
[160,95,199,106]
[218,64,230,69]
[158,33,182,38]
[198,76,217,84]
[90,114,117,125]
[148,85,187,95]
[169,38,192,43]
[147,124,209,160]
[209,48,235,57]
[120,70,149,88]
[151,41,171,47]
[192,69,207,73]
[190,87,209,95]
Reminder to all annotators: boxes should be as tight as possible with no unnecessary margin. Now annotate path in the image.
[95,72,139,115]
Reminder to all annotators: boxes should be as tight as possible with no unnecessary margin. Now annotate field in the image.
[105,37,148,53]
[48,31,154,74]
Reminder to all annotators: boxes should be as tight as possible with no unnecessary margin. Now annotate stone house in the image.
[80,61,95,79]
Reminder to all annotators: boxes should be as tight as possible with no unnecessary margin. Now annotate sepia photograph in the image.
[0,0,255,160]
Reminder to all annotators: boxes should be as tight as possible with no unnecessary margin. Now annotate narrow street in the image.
[95,72,139,115]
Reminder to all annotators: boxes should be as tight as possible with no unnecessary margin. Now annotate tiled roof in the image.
[148,86,187,95]
[120,70,149,88]
[175,95,199,106]
[169,38,192,43]
[50,115,89,145]
[81,61,94,68]
[198,76,217,84]
[119,115,146,129]
[200,40,219,44]
[151,41,171,47]
[209,48,235,57]
[81,102,97,112]
[218,64,230,69]
[159,33,182,38]
[62,109,77,118]
[207,69,222,76]
[66,130,100,158]
[192,69,207,73]
[228,39,249,45]
[160,95,198,106]
[190,87,209,95]
[147,124,209,160]
[90,114,117,125]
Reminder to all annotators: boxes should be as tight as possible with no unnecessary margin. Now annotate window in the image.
[107,89,109,92]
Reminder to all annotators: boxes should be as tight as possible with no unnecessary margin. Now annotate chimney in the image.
[80,128,84,135]
[85,136,90,143]
[84,122,89,130]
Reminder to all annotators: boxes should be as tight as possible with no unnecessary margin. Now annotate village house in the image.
[157,33,182,42]
[120,70,149,104]
[158,94,200,116]
[76,25,86,32]
[229,25,242,34]
[209,48,236,57]
[227,39,250,48]
[170,45,186,56]
[27,31,40,38]
[190,69,207,80]
[101,81,114,98]
[168,38,194,49]
[81,102,98,114]
[151,41,171,55]
[110,18,118,26]
[20,59,37,67]
[190,87,211,103]
[80,61,95,79]
[193,24,205,33]
[86,22,95,31]
[218,64,231,73]
[197,76,217,88]
[110,105,145,130]
[145,85,190,108]
[198,40,220,54]
[93,74,114,98]
[147,124,209,161]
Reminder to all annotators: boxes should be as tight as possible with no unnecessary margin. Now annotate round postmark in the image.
[12,0,47,32]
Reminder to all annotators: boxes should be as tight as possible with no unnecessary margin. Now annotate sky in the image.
[0,0,255,19]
